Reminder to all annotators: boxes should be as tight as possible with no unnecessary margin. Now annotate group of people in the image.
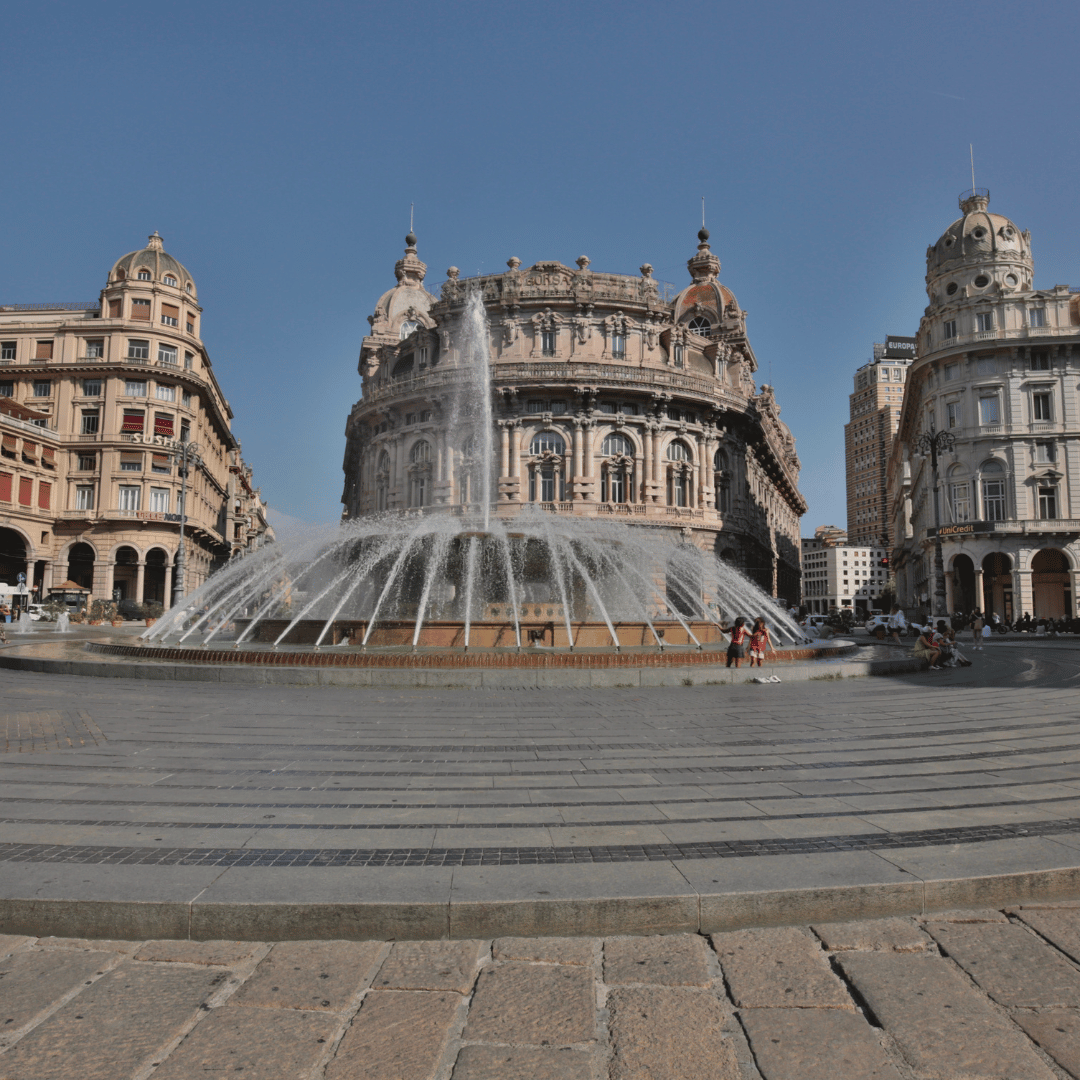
[723,616,775,669]
[910,619,977,670]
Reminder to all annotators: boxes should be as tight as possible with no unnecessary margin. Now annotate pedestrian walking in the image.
[724,617,748,669]
[748,617,775,668]
[971,610,984,650]
[887,604,907,645]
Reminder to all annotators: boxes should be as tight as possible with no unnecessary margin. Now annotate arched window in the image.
[399,320,418,340]
[980,459,1006,521]
[163,274,177,287]
[530,432,565,456]
[688,316,711,337]
[602,432,634,456]
[137,269,152,281]
[410,440,431,464]
[713,448,728,472]
[667,440,691,461]
[185,282,193,293]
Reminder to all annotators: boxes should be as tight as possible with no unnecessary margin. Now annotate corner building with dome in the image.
[0,233,272,608]
[888,191,1080,619]
[342,229,806,601]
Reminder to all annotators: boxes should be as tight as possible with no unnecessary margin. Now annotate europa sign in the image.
[884,335,917,359]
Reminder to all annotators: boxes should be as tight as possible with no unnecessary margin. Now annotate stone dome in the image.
[368,233,438,337]
[671,229,740,334]
[110,232,196,297]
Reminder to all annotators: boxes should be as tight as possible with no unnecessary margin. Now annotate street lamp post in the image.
[913,425,956,619]
[171,439,202,609]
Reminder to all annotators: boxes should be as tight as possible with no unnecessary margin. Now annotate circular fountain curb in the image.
[0,638,927,686]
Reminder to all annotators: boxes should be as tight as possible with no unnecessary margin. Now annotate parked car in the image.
[25,604,51,622]
[117,599,144,620]
[864,614,892,637]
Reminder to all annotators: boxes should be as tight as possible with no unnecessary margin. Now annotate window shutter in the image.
[120,452,142,467]
[37,481,50,509]
[42,446,56,466]
[108,299,121,318]
[162,304,179,320]
[1,435,15,452]
[132,300,151,320]
[152,452,170,467]
[121,410,145,433]
[154,413,174,436]
[18,477,33,506]
[35,340,53,360]
[0,473,10,501]
[22,441,37,461]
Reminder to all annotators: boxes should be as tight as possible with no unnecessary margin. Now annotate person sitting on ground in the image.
[934,620,956,664]
[912,625,941,669]
[748,617,775,668]
[887,604,907,644]
[723,617,748,669]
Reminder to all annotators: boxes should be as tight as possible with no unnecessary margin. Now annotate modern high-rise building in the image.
[844,338,913,549]
[888,190,1080,619]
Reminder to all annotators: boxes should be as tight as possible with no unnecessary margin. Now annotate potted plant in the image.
[90,599,117,626]
[42,599,68,623]
[142,601,164,627]
[68,611,86,624]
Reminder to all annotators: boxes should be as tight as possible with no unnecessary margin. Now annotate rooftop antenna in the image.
[969,145,975,193]
[701,196,705,230]
[410,203,414,233]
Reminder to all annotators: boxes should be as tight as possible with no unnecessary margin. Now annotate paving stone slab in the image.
[463,962,596,1045]
[450,1044,597,1080]
[326,990,462,1080]
[492,936,595,966]
[134,939,261,966]
[812,917,931,953]
[607,986,740,1080]
[739,1008,904,1080]
[0,959,227,1080]
[603,933,712,986]
[231,940,384,1010]
[711,927,852,1009]
[151,1003,338,1079]
[373,940,486,993]
[0,935,32,957]
[837,950,1058,1079]
[1011,906,1080,964]
[919,908,1009,922]
[1012,1008,1080,1080]
[924,919,1080,1007]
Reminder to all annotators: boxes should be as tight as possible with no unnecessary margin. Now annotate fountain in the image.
[140,289,812,665]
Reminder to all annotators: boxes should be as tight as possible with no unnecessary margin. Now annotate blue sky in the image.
[3,1,1079,531]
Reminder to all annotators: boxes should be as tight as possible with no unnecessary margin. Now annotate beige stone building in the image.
[888,191,1080,619]
[844,340,912,549]
[342,228,806,600]
[0,233,272,609]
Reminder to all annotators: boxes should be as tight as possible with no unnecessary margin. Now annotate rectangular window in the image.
[943,320,957,339]
[611,332,626,359]
[186,316,195,334]
[160,304,179,327]
[34,340,53,361]
[550,400,566,415]
[180,420,190,442]
[77,452,96,471]
[118,485,141,511]
[125,379,146,396]
[127,339,149,360]
[37,481,50,510]
[108,298,122,318]
[18,477,32,506]
[131,299,151,321]
[157,344,177,366]
[977,356,995,375]
[1029,307,1046,328]
[1038,486,1058,520]
[983,479,1006,521]
[155,383,176,401]
[81,409,100,435]
[405,413,416,426]
[120,409,145,433]
[976,312,994,333]
[1035,441,1056,463]
[154,412,174,437]
[541,330,556,356]
[527,400,545,413]
[149,487,169,513]
[120,452,142,472]
[0,472,10,501]
[82,378,102,397]
[0,382,12,397]
[946,402,960,429]
[1033,392,1052,421]
[151,452,171,474]
[944,363,957,381]
[184,352,194,370]
[950,483,971,522]
[979,396,1000,425]
[74,485,94,510]
[181,390,193,408]
[601,402,617,414]
[672,344,684,367]
[84,339,104,359]
[1030,350,1050,370]
[1,341,16,361]
[32,380,51,397]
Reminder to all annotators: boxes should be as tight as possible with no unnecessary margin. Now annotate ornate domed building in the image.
[342,228,806,600]
[888,191,1080,618]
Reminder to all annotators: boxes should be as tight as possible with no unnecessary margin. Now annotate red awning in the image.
[154,417,174,436]
[121,411,145,433]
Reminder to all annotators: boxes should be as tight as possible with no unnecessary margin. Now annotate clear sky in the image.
[3,1,1078,531]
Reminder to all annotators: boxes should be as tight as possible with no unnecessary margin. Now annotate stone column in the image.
[509,420,521,503]
[634,449,644,504]
[973,567,984,611]
[389,437,399,507]
[135,560,146,604]
[1070,569,1080,616]
[571,420,583,501]
[1014,568,1033,619]
[651,426,663,501]
[163,564,173,609]
[500,423,510,478]
[582,422,597,501]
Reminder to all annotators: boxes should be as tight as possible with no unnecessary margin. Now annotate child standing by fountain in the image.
[749,617,775,667]
[725,617,748,668]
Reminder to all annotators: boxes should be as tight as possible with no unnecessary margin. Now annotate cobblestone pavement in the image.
[7,906,1080,1078]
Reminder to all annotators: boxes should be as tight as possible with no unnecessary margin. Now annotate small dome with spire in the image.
[109,233,196,297]
[671,226,739,336]
[368,231,437,337]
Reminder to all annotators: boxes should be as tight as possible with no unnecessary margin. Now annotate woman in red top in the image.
[749,617,774,667]
[725,617,748,668]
